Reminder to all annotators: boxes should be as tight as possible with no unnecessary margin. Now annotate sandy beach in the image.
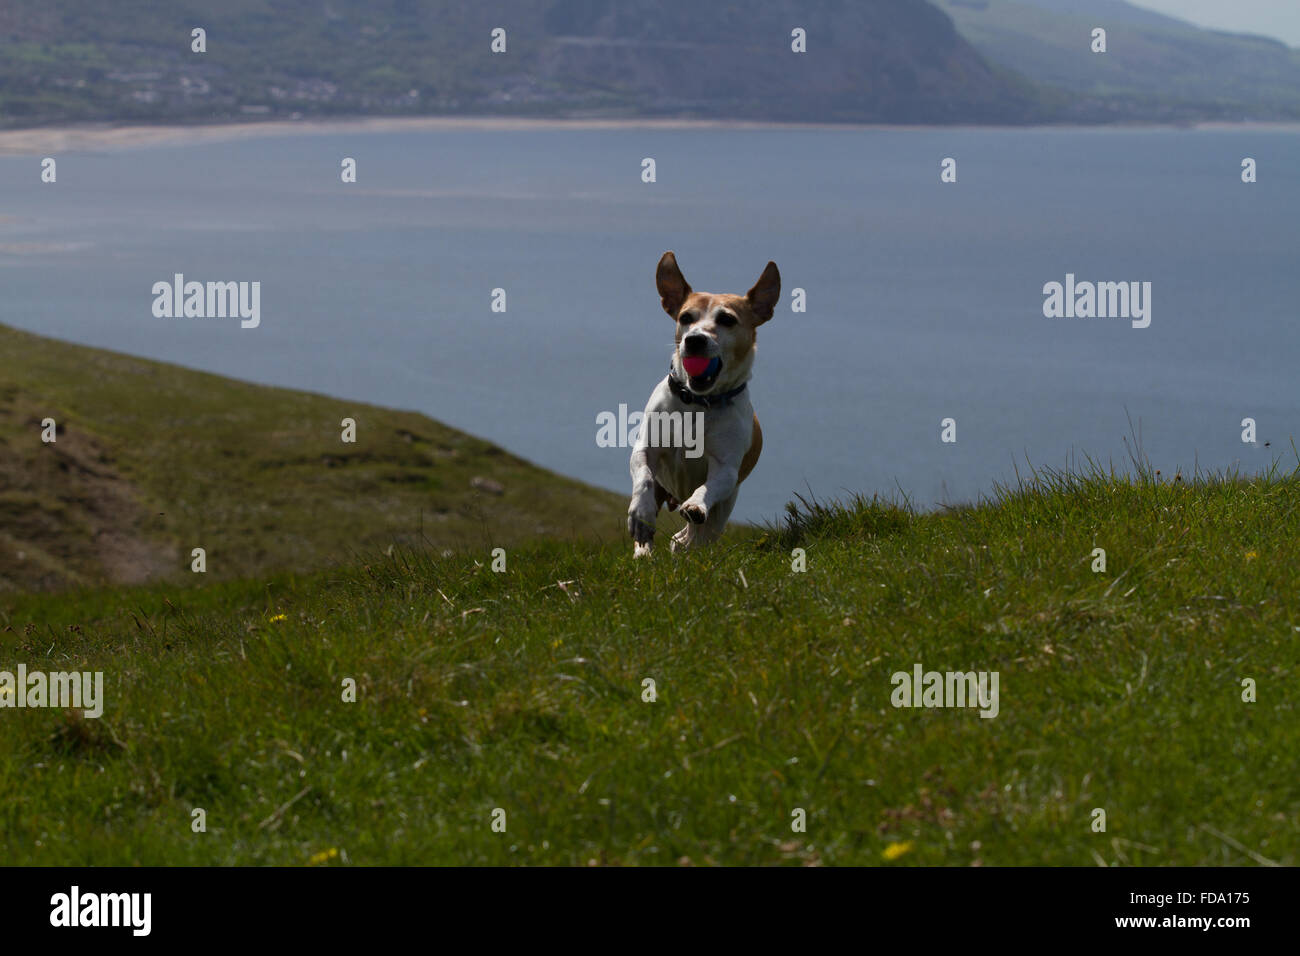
[5,114,1298,156]
[0,115,859,155]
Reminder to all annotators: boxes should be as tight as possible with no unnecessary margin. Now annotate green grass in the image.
[0,323,625,591]
[1,463,1295,865]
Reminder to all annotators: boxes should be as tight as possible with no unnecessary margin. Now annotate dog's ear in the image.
[746,261,781,325]
[656,251,691,317]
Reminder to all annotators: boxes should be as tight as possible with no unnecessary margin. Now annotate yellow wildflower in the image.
[882,841,914,861]
[307,847,339,866]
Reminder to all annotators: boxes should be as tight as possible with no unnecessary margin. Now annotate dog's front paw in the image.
[679,500,707,525]
[628,512,656,545]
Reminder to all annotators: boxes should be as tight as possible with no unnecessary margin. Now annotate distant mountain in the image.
[936,0,1300,121]
[528,0,1048,123]
[0,0,1044,127]
[1,0,1298,128]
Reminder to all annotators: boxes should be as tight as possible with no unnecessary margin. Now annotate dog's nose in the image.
[682,333,709,356]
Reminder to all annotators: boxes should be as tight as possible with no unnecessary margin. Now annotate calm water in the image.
[2,125,1298,522]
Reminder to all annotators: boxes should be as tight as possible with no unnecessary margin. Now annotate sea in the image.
[3,122,1297,522]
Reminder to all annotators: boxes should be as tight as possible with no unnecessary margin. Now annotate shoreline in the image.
[3,115,1300,154]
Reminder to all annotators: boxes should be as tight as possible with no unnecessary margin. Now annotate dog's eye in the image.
[716,313,737,327]
[678,312,696,325]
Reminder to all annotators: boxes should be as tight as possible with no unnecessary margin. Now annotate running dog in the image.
[627,251,779,556]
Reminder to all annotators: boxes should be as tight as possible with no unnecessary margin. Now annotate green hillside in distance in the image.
[0,0,1049,127]
[0,323,625,592]
[7,0,1299,128]
[937,0,1300,121]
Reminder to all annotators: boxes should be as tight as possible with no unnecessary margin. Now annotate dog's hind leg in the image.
[671,490,737,552]
[669,522,694,553]
[697,490,737,546]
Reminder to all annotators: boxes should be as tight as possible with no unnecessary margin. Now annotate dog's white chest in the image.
[645,390,753,498]
[655,443,710,502]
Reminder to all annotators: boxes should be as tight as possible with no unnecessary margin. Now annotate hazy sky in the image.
[1128,0,1300,46]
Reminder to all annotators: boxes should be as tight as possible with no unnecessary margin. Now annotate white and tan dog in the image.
[628,251,779,556]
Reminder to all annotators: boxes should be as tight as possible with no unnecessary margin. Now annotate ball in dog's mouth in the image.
[681,354,722,391]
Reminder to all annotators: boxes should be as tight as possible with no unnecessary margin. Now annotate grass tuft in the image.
[759,491,912,550]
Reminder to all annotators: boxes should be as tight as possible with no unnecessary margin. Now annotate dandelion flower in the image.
[882,841,914,861]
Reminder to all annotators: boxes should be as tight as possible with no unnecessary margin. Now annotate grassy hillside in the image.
[938,0,1300,121]
[1,469,1295,865]
[0,323,625,592]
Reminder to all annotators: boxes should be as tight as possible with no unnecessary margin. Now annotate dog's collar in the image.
[667,367,748,408]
